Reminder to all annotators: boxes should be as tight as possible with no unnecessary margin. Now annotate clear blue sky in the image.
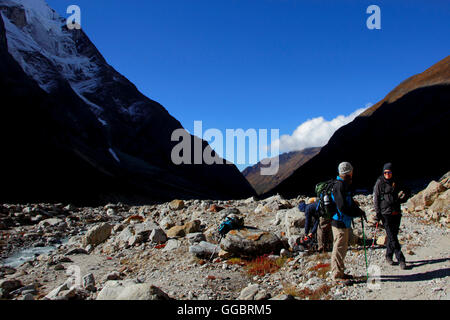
[47,0,450,170]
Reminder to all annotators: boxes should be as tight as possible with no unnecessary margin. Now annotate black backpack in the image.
[315,179,337,219]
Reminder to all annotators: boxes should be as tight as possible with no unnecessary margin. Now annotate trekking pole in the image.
[367,222,379,267]
[371,222,379,248]
[209,235,223,262]
[361,218,369,279]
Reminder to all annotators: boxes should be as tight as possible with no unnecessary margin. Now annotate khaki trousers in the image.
[317,218,332,251]
[331,226,350,279]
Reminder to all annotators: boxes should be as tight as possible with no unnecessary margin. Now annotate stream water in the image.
[1,238,69,268]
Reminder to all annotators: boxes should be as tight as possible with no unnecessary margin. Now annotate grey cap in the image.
[338,162,353,175]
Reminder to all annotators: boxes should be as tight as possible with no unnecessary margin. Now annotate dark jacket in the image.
[373,176,409,218]
[331,176,365,228]
[304,201,320,235]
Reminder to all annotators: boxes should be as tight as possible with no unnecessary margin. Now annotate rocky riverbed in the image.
[1,179,449,300]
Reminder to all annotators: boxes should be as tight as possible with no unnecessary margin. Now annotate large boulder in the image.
[0,279,22,295]
[282,207,306,237]
[96,280,171,300]
[220,228,284,257]
[82,223,112,247]
[423,181,446,206]
[429,189,450,213]
[407,180,446,210]
[406,176,449,216]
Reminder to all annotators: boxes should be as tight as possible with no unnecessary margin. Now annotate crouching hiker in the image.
[298,199,319,246]
[331,162,367,282]
[373,163,410,270]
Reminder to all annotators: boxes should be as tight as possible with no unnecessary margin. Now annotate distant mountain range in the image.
[242,147,321,195]
[264,55,450,198]
[0,0,256,205]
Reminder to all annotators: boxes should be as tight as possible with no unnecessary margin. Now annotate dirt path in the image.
[361,217,450,300]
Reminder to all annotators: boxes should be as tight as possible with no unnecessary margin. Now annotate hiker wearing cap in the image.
[373,163,410,270]
[331,162,367,282]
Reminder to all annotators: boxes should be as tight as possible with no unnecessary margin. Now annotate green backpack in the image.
[315,179,337,219]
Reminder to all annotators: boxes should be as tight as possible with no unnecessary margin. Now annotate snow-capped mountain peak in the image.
[1,0,101,110]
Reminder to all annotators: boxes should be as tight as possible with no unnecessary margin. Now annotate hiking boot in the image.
[399,261,407,270]
[386,256,395,266]
[333,276,353,286]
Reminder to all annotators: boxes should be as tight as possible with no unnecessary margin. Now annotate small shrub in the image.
[308,263,331,279]
[245,255,287,276]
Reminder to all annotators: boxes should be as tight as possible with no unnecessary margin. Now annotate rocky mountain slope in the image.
[242,148,321,195]
[0,0,256,205]
[266,56,450,198]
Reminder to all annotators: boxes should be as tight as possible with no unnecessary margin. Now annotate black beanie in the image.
[383,163,393,172]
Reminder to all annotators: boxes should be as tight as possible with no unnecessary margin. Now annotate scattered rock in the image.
[149,228,168,244]
[189,241,220,259]
[186,232,206,244]
[38,218,63,228]
[238,283,260,300]
[54,264,65,271]
[134,221,159,240]
[82,273,96,292]
[82,223,112,247]
[162,239,181,251]
[105,271,122,281]
[166,225,186,238]
[184,220,201,234]
[65,247,88,255]
[376,235,387,246]
[169,200,185,211]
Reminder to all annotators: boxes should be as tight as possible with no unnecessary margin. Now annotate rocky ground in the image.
[0,177,449,301]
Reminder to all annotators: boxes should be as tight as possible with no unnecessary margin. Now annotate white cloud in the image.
[271,106,369,153]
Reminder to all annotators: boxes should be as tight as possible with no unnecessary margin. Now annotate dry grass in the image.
[226,255,287,276]
[245,255,287,276]
[308,263,331,279]
[283,282,333,300]
[227,257,246,266]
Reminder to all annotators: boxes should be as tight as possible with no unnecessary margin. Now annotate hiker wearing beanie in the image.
[331,162,367,282]
[373,163,410,270]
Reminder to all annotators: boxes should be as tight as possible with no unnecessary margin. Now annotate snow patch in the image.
[97,118,107,126]
[108,148,120,163]
[70,86,103,115]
